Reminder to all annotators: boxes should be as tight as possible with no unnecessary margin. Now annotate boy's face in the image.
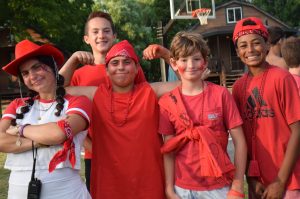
[107,56,137,89]
[236,34,268,68]
[170,51,207,82]
[84,17,116,55]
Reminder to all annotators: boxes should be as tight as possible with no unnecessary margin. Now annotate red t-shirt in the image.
[90,82,165,199]
[71,64,146,159]
[292,74,300,96]
[159,82,243,190]
[232,65,300,189]
[3,95,91,122]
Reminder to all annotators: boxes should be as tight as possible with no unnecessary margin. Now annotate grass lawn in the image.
[0,153,9,199]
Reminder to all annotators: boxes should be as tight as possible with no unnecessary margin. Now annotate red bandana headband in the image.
[105,40,139,65]
[233,17,269,44]
[233,29,269,44]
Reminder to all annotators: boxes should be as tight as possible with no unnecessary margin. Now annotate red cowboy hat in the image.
[2,39,64,76]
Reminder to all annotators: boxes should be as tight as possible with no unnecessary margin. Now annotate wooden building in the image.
[191,0,296,87]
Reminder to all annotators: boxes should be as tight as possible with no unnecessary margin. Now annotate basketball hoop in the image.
[192,8,211,25]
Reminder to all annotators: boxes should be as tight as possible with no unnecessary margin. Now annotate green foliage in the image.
[1,0,94,54]
[2,0,297,81]
[94,0,162,81]
[252,0,300,27]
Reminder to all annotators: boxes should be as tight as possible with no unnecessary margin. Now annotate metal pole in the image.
[157,21,167,82]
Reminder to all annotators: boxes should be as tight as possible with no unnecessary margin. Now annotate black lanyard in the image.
[31,141,38,180]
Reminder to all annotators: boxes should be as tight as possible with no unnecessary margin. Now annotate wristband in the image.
[227,189,245,198]
[18,124,30,137]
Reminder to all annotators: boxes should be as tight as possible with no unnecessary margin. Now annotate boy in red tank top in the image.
[232,17,300,199]
[159,31,247,199]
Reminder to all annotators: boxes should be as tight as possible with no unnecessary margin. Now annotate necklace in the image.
[34,101,55,111]
[242,66,269,176]
[34,100,55,120]
[242,67,269,135]
[109,88,134,127]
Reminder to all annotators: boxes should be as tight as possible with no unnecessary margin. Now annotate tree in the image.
[94,0,163,81]
[1,0,94,54]
[253,0,299,27]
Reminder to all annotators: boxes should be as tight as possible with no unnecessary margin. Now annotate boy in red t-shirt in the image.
[232,17,300,199]
[159,31,247,199]
[59,11,145,191]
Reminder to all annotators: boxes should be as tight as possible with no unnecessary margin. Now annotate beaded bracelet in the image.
[18,124,30,138]
[227,189,245,198]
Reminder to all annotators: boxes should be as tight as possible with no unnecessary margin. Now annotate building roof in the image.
[191,0,297,37]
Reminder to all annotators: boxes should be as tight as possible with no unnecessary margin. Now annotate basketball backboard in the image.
[169,0,215,20]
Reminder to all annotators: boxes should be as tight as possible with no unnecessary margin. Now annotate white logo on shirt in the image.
[208,113,219,120]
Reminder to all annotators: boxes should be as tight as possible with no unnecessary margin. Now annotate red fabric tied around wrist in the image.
[48,120,76,172]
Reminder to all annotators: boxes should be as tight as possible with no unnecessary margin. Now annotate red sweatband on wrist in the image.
[19,124,30,137]
[56,119,73,139]
[227,189,245,198]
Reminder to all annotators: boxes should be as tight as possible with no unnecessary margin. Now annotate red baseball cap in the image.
[233,17,269,44]
[2,40,64,76]
[105,40,139,65]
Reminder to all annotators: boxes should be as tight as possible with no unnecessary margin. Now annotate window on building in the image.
[226,7,242,23]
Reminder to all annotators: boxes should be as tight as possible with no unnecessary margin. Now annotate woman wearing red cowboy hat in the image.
[0,40,92,198]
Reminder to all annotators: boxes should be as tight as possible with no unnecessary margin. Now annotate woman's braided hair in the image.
[11,55,65,126]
